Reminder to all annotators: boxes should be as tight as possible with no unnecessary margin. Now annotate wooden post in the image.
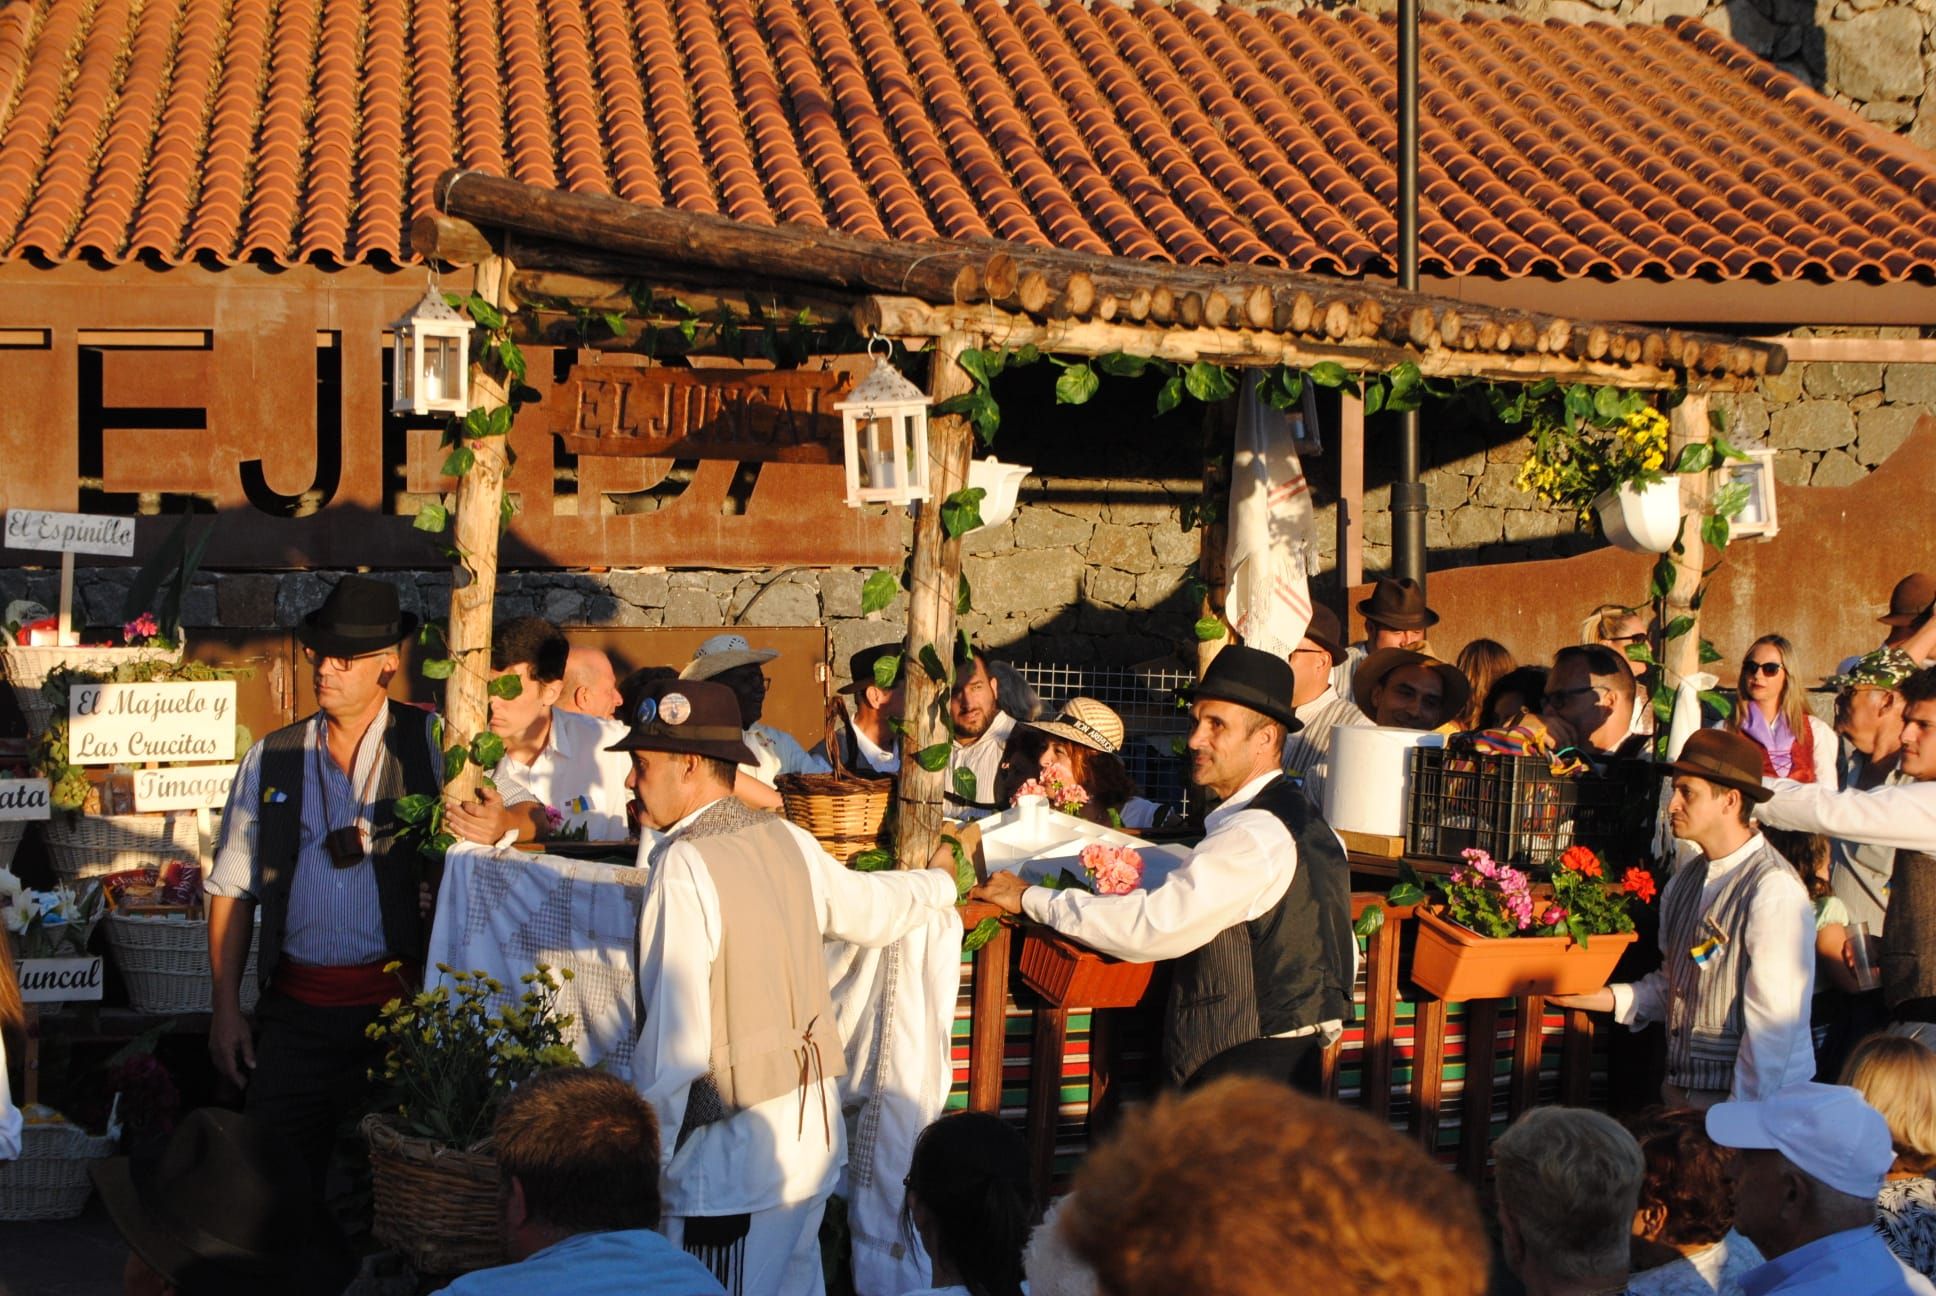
[441,254,516,801]
[1664,391,1712,690]
[893,331,978,868]
[1196,400,1233,677]
[1338,392,1366,595]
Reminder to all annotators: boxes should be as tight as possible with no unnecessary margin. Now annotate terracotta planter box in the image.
[1018,926,1155,1009]
[1410,906,1638,1002]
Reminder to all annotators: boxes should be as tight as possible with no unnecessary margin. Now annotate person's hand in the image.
[444,785,514,845]
[208,1003,255,1089]
[970,871,1030,915]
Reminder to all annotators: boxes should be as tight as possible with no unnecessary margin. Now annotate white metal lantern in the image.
[838,356,932,508]
[1724,447,1781,540]
[389,286,472,416]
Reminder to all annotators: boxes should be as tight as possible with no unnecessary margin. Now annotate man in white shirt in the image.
[809,642,903,776]
[617,679,960,1296]
[973,645,1355,1093]
[559,645,624,720]
[1554,729,1816,1106]
[944,648,1015,820]
[678,634,830,790]
[1758,666,1936,1024]
[446,618,636,844]
[1280,604,1368,810]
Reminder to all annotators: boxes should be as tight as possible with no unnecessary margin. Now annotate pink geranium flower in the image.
[1079,842,1145,895]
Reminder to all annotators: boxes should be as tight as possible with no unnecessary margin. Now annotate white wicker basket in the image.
[42,811,197,883]
[0,642,182,736]
[103,910,260,1015]
[0,1116,116,1220]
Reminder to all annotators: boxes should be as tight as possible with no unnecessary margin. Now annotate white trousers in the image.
[664,1196,828,1296]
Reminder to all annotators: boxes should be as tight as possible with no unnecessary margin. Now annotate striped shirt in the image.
[207,709,439,967]
[1282,686,1369,812]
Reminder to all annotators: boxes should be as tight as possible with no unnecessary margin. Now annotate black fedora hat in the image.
[1357,576,1439,632]
[90,1108,354,1296]
[606,679,758,766]
[296,575,420,659]
[837,641,903,696]
[1185,645,1301,731]
[1660,729,1773,804]
[1301,605,1349,667]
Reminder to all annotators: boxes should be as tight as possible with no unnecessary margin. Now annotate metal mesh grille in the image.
[1013,661,1195,804]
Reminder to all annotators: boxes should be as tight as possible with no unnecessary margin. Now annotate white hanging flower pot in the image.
[966,457,1032,528]
[1593,477,1682,554]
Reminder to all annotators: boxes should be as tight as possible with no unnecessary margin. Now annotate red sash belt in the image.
[275,959,415,1008]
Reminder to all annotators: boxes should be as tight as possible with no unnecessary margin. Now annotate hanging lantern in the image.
[388,287,472,416]
[837,352,932,508]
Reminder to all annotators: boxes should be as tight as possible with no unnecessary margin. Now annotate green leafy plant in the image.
[365,962,580,1149]
[121,510,215,646]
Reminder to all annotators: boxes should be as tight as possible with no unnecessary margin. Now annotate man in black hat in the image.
[1280,604,1367,810]
[808,641,904,777]
[616,678,960,1294]
[205,575,441,1194]
[93,1105,355,1296]
[1553,729,1816,1107]
[973,645,1355,1094]
[1331,575,1438,699]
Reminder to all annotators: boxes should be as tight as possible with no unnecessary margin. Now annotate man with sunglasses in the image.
[204,576,443,1198]
[1540,644,1648,759]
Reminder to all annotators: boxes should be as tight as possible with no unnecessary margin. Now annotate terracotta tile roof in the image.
[0,0,1931,282]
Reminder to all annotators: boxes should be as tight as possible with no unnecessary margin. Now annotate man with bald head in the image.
[561,646,624,720]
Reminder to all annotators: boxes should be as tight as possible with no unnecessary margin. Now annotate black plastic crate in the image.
[1405,744,1659,870]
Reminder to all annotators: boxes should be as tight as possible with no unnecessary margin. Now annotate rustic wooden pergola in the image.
[418,169,1785,868]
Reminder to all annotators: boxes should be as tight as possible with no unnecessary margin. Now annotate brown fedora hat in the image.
[1301,605,1348,666]
[1659,729,1772,803]
[1352,647,1471,721]
[606,679,757,766]
[1880,572,1936,627]
[1357,577,1439,632]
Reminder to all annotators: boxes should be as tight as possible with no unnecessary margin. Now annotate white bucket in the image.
[1324,725,1446,837]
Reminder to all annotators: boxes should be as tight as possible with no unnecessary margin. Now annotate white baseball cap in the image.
[1705,1082,1896,1199]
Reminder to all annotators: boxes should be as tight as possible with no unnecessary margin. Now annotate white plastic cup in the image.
[1849,921,1881,992]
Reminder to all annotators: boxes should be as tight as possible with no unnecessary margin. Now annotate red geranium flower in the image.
[1560,845,1603,878]
[1621,866,1658,904]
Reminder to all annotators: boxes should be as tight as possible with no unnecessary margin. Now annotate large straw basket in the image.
[0,1117,117,1220]
[362,1115,504,1276]
[0,642,182,736]
[778,697,892,865]
[103,911,259,1014]
[42,811,196,883]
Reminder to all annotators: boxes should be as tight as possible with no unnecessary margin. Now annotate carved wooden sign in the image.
[554,365,852,462]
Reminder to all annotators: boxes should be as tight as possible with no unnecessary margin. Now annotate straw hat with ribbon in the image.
[1028,697,1126,754]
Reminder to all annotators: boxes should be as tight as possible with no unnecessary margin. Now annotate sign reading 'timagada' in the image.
[68,681,237,766]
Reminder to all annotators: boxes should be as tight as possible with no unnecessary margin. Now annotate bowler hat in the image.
[1302,605,1349,666]
[1185,645,1301,731]
[1880,572,1936,627]
[1357,577,1439,632]
[680,632,780,680]
[1352,647,1472,722]
[296,575,419,659]
[837,642,903,696]
[606,678,758,766]
[1659,728,1772,803]
[90,1109,354,1296]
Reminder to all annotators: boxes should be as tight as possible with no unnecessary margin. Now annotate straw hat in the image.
[1028,697,1125,754]
[679,632,779,680]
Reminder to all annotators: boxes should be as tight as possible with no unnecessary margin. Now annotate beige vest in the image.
[671,798,845,1142]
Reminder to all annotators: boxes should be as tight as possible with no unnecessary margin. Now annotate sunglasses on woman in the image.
[1744,661,1784,677]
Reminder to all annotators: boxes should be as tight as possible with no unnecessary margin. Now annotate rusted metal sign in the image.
[555,364,852,461]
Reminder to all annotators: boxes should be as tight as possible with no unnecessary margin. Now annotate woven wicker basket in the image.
[103,911,260,1015]
[0,1117,117,1220]
[362,1114,504,1276]
[42,811,195,883]
[0,819,24,874]
[778,698,893,865]
[0,642,183,736]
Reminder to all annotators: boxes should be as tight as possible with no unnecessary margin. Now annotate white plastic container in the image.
[1324,725,1446,837]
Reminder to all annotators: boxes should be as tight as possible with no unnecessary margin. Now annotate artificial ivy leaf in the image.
[487,672,524,700]
[1673,443,1713,475]
[1653,688,1676,724]
[1563,383,1594,432]
[940,487,987,539]
[1663,615,1695,640]
[1711,434,1749,462]
[469,732,506,769]
[1363,380,1386,417]
[1193,615,1227,642]
[949,837,977,902]
[466,296,505,330]
[1698,638,1723,665]
[1386,881,1426,908]
[421,657,456,679]
[413,502,449,533]
[1701,514,1730,550]
[860,569,898,616]
[1155,374,1185,417]
[1097,352,1148,378]
[959,347,1004,386]
[499,496,517,528]
[443,744,469,783]
[913,742,951,772]
[957,573,972,616]
[872,652,902,689]
[440,446,475,478]
[601,311,628,338]
[1649,554,1676,601]
[953,766,978,801]
[849,847,894,872]
[498,338,527,381]
[1624,641,1656,666]
[394,793,438,823]
[1353,907,1386,939]
[486,405,514,438]
[1054,363,1100,406]
[1711,481,1750,520]
[1183,361,1237,403]
[1699,689,1734,721]
[961,916,1002,954]
[1592,385,1626,422]
[914,645,946,684]
[1305,361,1349,389]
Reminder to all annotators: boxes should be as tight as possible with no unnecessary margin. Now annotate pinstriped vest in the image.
[1657,839,1795,1093]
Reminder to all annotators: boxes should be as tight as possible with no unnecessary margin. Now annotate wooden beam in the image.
[853,297,1756,392]
[1665,392,1713,689]
[894,331,979,868]
[1338,393,1365,592]
[1748,336,1936,364]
